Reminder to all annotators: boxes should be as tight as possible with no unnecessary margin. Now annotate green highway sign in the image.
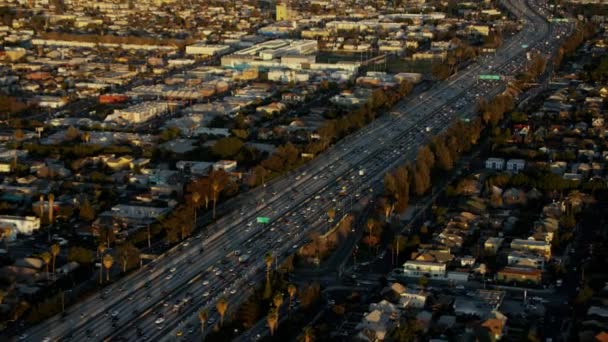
[257,217,270,224]
[479,74,501,80]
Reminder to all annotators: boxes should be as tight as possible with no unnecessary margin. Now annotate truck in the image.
[238,254,250,263]
[358,169,365,176]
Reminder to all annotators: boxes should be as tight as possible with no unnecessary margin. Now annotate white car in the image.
[203,292,210,297]
[165,274,173,280]
[202,280,209,286]
[170,267,177,273]
[155,317,165,325]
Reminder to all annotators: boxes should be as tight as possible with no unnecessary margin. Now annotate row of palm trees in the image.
[196,283,299,337]
[40,243,60,280]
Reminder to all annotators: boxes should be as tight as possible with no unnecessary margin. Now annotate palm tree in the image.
[327,208,336,223]
[287,284,297,310]
[48,193,54,224]
[300,326,314,342]
[216,297,228,326]
[41,251,51,279]
[209,172,226,219]
[198,309,208,334]
[50,243,60,275]
[38,195,44,219]
[265,252,273,278]
[366,219,375,238]
[82,131,90,144]
[383,200,392,222]
[273,292,284,324]
[267,308,278,336]
[102,254,113,282]
[191,192,201,224]
[97,244,106,284]
[391,235,406,263]
[0,227,11,251]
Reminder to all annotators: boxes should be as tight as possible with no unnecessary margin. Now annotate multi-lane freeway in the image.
[18,0,570,340]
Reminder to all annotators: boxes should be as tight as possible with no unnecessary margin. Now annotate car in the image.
[230,289,237,294]
[111,310,119,317]
[166,274,173,280]
[155,317,165,324]
[203,291,210,297]
[176,330,183,337]
[19,334,29,340]
[202,280,209,285]
[170,267,177,273]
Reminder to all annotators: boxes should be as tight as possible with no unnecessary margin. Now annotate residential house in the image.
[484,237,503,254]
[485,158,505,170]
[497,266,542,284]
[507,250,545,269]
[213,160,237,173]
[510,238,552,259]
[403,260,447,278]
[506,159,525,172]
[399,289,428,309]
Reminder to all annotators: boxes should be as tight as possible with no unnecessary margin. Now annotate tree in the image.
[102,254,113,282]
[250,165,269,187]
[418,275,429,288]
[216,297,228,326]
[267,308,278,336]
[41,252,51,279]
[67,246,94,265]
[198,309,208,334]
[394,166,410,213]
[50,243,60,275]
[116,242,139,273]
[65,126,80,141]
[433,138,454,171]
[391,319,422,342]
[384,173,398,199]
[79,197,95,221]
[211,137,243,159]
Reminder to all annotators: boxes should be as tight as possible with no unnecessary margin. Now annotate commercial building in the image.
[104,101,170,124]
[0,216,41,240]
[185,43,231,56]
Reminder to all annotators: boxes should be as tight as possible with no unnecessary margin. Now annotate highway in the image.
[18,0,567,340]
